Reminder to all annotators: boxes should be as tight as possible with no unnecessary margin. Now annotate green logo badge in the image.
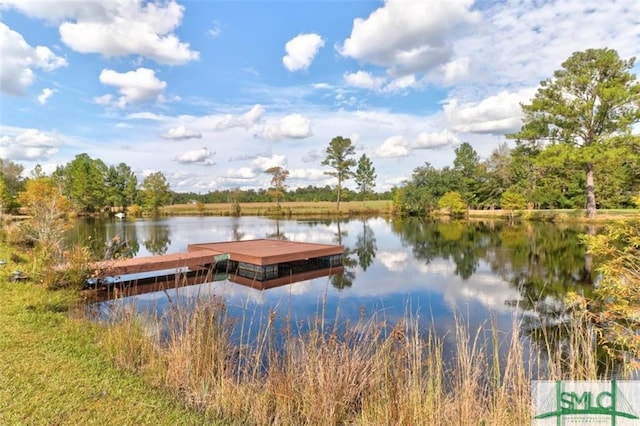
[533,380,640,425]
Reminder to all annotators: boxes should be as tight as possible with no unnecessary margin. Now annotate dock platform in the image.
[85,239,344,301]
[89,238,344,283]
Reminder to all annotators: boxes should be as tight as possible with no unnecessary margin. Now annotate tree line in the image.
[0,144,382,216]
[0,154,171,216]
[396,48,640,217]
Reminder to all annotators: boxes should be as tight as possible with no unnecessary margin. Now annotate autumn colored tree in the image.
[437,191,466,216]
[265,166,289,208]
[18,177,71,258]
[576,218,640,365]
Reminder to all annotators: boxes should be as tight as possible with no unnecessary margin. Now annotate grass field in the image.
[162,200,639,223]
[0,244,216,426]
[163,200,393,217]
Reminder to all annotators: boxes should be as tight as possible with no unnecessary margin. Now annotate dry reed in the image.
[99,291,625,425]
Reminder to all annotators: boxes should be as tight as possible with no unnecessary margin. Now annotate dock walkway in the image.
[90,239,343,278]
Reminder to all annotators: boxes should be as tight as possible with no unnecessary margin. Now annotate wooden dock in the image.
[90,239,344,283]
[187,239,344,266]
[90,239,344,278]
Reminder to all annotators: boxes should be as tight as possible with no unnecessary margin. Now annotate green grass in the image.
[163,200,392,217]
[0,244,216,426]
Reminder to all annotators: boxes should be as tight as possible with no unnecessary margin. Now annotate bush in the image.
[127,204,142,218]
[437,191,466,216]
[575,220,640,370]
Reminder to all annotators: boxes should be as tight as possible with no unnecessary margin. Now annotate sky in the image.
[1,0,639,194]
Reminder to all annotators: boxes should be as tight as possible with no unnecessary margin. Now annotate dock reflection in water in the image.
[90,264,345,302]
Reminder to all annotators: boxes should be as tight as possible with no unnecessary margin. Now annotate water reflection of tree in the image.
[67,218,139,259]
[490,223,595,310]
[392,218,620,374]
[331,220,356,289]
[392,218,491,280]
[486,222,619,377]
[230,217,245,241]
[266,218,287,240]
[354,219,377,271]
[142,223,171,255]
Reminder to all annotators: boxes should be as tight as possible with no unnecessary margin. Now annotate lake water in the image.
[73,216,596,366]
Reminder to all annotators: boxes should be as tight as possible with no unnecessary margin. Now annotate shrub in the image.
[437,191,466,216]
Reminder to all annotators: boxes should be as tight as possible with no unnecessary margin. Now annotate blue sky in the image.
[1,0,639,193]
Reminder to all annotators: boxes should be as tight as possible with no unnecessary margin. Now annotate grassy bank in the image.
[465,208,640,222]
[0,245,215,425]
[163,200,392,217]
[161,200,639,223]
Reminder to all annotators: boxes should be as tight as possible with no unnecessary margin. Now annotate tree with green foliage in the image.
[57,153,109,213]
[354,154,376,204]
[140,172,171,216]
[264,166,289,208]
[477,143,512,208]
[396,163,461,215]
[321,136,356,210]
[437,191,466,216]
[508,48,640,218]
[500,189,527,221]
[500,189,527,211]
[106,163,138,211]
[453,142,480,207]
[0,159,25,213]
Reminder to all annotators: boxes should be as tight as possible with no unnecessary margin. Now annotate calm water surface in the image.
[73,216,595,356]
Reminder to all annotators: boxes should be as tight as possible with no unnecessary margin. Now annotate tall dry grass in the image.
[100,295,622,425]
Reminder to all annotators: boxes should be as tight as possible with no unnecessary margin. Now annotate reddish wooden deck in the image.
[188,239,343,266]
[90,251,221,277]
[90,239,343,277]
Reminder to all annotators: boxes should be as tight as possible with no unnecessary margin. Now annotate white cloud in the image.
[221,167,257,180]
[208,21,222,37]
[175,147,214,165]
[161,125,202,140]
[2,0,199,65]
[383,75,418,93]
[441,57,471,85]
[215,104,265,130]
[0,22,67,95]
[302,150,322,163]
[93,94,113,106]
[288,168,328,181]
[343,71,385,90]
[411,130,459,149]
[339,0,479,76]
[251,154,287,172]
[0,128,60,161]
[98,68,167,107]
[452,0,640,92]
[282,33,325,72]
[444,88,536,134]
[258,113,312,141]
[37,87,56,105]
[126,111,166,121]
[377,251,409,272]
[374,135,409,158]
[312,83,332,90]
